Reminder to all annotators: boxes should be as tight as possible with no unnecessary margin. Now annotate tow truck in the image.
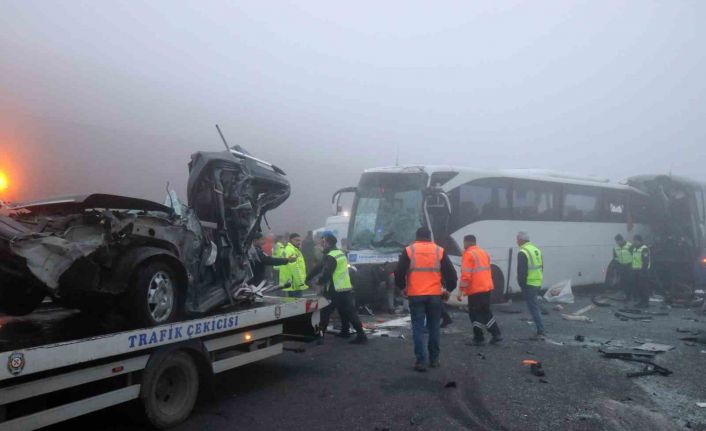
[0,294,325,430]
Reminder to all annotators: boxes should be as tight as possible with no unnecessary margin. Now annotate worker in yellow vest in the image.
[307,233,367,344]
[516,231,545,340]
[631,234,651,309]
[612,234,634,300]
[281,233,308,297]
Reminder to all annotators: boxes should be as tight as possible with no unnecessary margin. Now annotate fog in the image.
[1,1,705,232]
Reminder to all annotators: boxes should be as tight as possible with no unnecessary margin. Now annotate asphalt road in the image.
[49,292,706,431]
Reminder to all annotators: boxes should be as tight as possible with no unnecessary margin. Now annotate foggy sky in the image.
[1,1,705,232]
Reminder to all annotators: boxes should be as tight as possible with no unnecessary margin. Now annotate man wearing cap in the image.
[395,227,457,371]
[307,233,368,344]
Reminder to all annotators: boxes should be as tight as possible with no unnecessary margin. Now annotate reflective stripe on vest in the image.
[328,249,353,292]
[632,245,650,270]
[460,246,493,295]
[614,242,633,265]
[520,242,543,287]
[405,241,444,296]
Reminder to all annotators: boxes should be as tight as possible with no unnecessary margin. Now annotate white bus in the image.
[345,165,653,306]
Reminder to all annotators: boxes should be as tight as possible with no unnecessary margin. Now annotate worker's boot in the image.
[414,362,427,372]
[441,314,453,328]
[335,331,352,339]
[350,333,368,344]
[489,326,503,344]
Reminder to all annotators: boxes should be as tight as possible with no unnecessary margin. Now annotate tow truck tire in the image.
[140,351,199,429]
[0,278,46,316]
[129,261,180,327]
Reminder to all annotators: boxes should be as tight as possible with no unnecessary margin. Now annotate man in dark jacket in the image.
[249,233,295,286]
[307,233,367,344]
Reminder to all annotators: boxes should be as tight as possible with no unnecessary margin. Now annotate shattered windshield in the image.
[349,172,427,252]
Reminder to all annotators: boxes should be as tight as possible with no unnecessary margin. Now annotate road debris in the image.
[522,359,545,376]
[592,296,612,307]
[618,308,669,316]
[633,343,675,353]
[575,335,585,342]
[543,280,574,304]
[696,402,706,408]
[615,312,652,321]
[552,304,564,311]
[444,381,457,388]
[562,314,593,322]
[599,348,656,359]
[572,304,596,316]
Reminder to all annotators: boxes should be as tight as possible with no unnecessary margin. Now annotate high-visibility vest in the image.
[405,241,445,296]
[520,242,543,288]
[614,241,633,265]
[632,245,650,270]
[328,249,353,292]
[459,245,493,295]
[282,243,308,291]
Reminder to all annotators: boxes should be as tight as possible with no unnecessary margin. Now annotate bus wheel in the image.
[490,266,506,304]
[140,351,199,429]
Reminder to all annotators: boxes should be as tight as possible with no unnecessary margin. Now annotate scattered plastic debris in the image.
[552,304,564,311]
[572,304,596,316]
[633,343,675,353]
[522,359,545,376]
[543,279,574,304]
[615,312,652,321]
[562,314,593,322]
[575,335,585,342]
[696,402,706,408]
[444,381,457,388]
[592,296,612,307]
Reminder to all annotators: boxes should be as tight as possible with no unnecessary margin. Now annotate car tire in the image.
[0,277,46,316]
[139,351,199,429]
[130,261,180,327]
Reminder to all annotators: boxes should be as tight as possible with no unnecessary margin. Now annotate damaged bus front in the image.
[0,147,290,326]
[627,175,706,298]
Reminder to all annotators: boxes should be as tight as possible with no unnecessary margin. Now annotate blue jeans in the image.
[285,290,303,298]
[409,295,442,364]
[521,285,545,334]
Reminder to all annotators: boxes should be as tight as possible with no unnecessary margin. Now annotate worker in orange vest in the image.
[395,227,457,372]
[457,235,502,345]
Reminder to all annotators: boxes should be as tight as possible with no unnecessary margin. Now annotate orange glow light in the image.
[0,171,8,191]
[0,171,8,192]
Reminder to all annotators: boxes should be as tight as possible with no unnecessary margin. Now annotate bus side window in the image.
[512,181,559,221]
[563,185,601,222]
[603,190,628,223]
[450,178,510,231]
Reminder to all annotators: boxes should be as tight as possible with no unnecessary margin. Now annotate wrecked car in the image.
[0,146,290,326]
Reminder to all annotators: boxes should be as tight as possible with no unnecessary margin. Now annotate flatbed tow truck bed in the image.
[0,296,326,430]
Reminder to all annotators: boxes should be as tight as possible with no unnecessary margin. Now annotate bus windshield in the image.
[349,172,427,251]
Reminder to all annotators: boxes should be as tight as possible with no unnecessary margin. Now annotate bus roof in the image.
[362,165,639,191]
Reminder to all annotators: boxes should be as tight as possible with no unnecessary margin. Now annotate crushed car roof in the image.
[12,194,173,213]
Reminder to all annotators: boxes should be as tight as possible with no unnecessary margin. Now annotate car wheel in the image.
[139,351,199,429]
[130,261,180,327]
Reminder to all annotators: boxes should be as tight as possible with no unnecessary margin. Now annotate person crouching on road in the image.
[394,227,457,372]
[307,233,368,344]
[456,235,502,345]
[516,231,546,340]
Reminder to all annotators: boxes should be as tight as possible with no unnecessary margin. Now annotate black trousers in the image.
[616,264,632,299]
[467,291,500,341]
[633,271,650,305]
[320,290,364,335]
